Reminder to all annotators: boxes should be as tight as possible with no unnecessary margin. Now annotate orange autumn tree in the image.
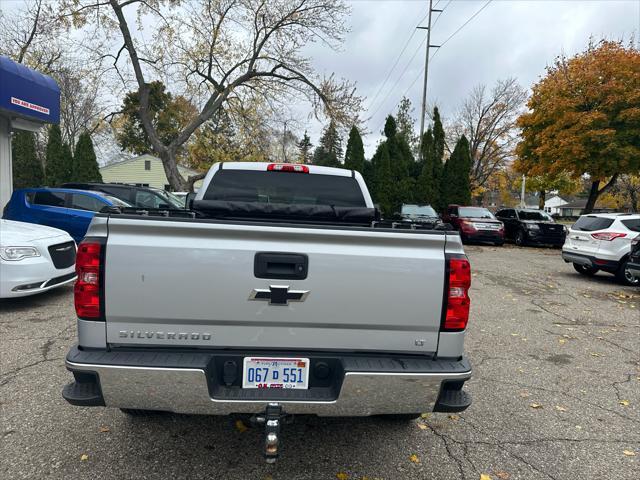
[516,40,640,213]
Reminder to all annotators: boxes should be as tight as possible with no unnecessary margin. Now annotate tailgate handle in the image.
[254,252,308,280]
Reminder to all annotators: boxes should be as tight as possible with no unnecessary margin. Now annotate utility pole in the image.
[520,174,526,208]
[417,0,442,161]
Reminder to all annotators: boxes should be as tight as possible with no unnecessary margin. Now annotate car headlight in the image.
[526,224,540,230]
[0,246,41,261]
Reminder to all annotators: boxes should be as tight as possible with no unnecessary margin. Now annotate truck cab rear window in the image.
[204,170,366,207]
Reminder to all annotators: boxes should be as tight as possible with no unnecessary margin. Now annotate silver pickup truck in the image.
[63,162,472,461]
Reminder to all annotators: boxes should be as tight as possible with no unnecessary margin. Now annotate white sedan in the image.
[0,219,77,298]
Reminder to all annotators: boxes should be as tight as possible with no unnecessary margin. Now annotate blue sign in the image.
[0,56,60,124]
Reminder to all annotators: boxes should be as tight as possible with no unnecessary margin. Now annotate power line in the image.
[431,0,493,61]
[367,1,447,115]
[368,35,428,121]
[366,10,431,111]
[372,0,493,135]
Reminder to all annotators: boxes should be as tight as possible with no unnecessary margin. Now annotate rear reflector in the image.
[591,232,626,241]
[74,240,103,320]
[267,163,309,173]
[443,257,471,331]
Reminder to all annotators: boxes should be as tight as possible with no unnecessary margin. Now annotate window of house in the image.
[144,160,151,171]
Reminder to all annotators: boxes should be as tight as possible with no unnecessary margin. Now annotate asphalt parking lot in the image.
[1,245,638,480]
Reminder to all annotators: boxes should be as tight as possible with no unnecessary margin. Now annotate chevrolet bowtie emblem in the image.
[249,285,310,306]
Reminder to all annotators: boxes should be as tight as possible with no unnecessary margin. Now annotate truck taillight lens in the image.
[267,163,309,173]
[74,240,104,320]
[443,257,471,331]
[591,232,626,241]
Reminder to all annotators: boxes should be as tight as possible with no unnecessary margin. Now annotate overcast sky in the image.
[302,0,640,156]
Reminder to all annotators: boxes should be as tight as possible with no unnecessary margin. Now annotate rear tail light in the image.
[74,239,104,320]
[442,256,471,331]
[591,232,627,241]
[267,163,309,173]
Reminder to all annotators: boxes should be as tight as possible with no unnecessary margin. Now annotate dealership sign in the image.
[10,97,50,116]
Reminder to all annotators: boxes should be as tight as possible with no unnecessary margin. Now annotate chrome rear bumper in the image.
[63,347,472,416]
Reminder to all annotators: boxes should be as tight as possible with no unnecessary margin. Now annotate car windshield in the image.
[401,204,437,217]
[458,207,495,219]
[518,210,553,221]
[151,189,185,209]
[103,195,131,207]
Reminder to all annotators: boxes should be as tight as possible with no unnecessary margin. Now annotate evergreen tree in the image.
[297,131,313,164]
[431,107,446,211]
[344,126,365,173]
[313,121,343,167]
[45,124,73,186]
[372,142,393,216]
[383,115,412,213]
[395,97,416,150]
[12,130,44,189]
[442,135,472,206]
[73,132,103,182]
[417,128,435,204]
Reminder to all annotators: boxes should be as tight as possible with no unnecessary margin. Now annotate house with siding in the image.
[100,154,203,190]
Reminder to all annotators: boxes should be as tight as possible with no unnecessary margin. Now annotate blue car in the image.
[3,188,130,243]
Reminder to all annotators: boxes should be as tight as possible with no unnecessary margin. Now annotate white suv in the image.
[562,213,640,286]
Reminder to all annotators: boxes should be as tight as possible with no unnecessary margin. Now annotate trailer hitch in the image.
[250,403,293,463]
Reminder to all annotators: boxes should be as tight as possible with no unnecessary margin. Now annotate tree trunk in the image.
[538,190,546,210]
[584,174,619,214]
[159,149,187,191]
[584,181,599,214]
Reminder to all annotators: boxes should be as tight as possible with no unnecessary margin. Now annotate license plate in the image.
[242,357,310,389]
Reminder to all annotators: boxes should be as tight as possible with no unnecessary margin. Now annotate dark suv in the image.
[495,208,566,247]
[61,183,184,209]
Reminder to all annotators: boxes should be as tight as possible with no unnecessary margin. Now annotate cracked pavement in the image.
[1,244,639,479]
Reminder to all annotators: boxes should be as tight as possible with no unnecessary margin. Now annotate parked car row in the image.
[3,183,187,243]
[399,204,639,287]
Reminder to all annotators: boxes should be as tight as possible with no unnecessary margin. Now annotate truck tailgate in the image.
[104,218,446,353]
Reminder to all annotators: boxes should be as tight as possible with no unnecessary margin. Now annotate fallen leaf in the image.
[409,454,420,464]
[80,454,89,461]
[448,414,460,421]
[590,353,602,357]
[480,475,492,480]
[99,426,110,433]
[529,403,543,409]
[235,420,248,433]
[336,473,349,480]
[619,400,630,406]
[495,472,510,480]
[623,450,636,456]
[510,333,519,336]
[575,425,582,430]
[555,405,567,412]
[420,413,431,419]
[558,339,566,345]
[417,423,428,430]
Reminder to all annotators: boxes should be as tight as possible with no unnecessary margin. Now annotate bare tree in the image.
[449,78,527,193]
[67,0,362,191]
[1,1,110,153]
[0,0,66,74]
